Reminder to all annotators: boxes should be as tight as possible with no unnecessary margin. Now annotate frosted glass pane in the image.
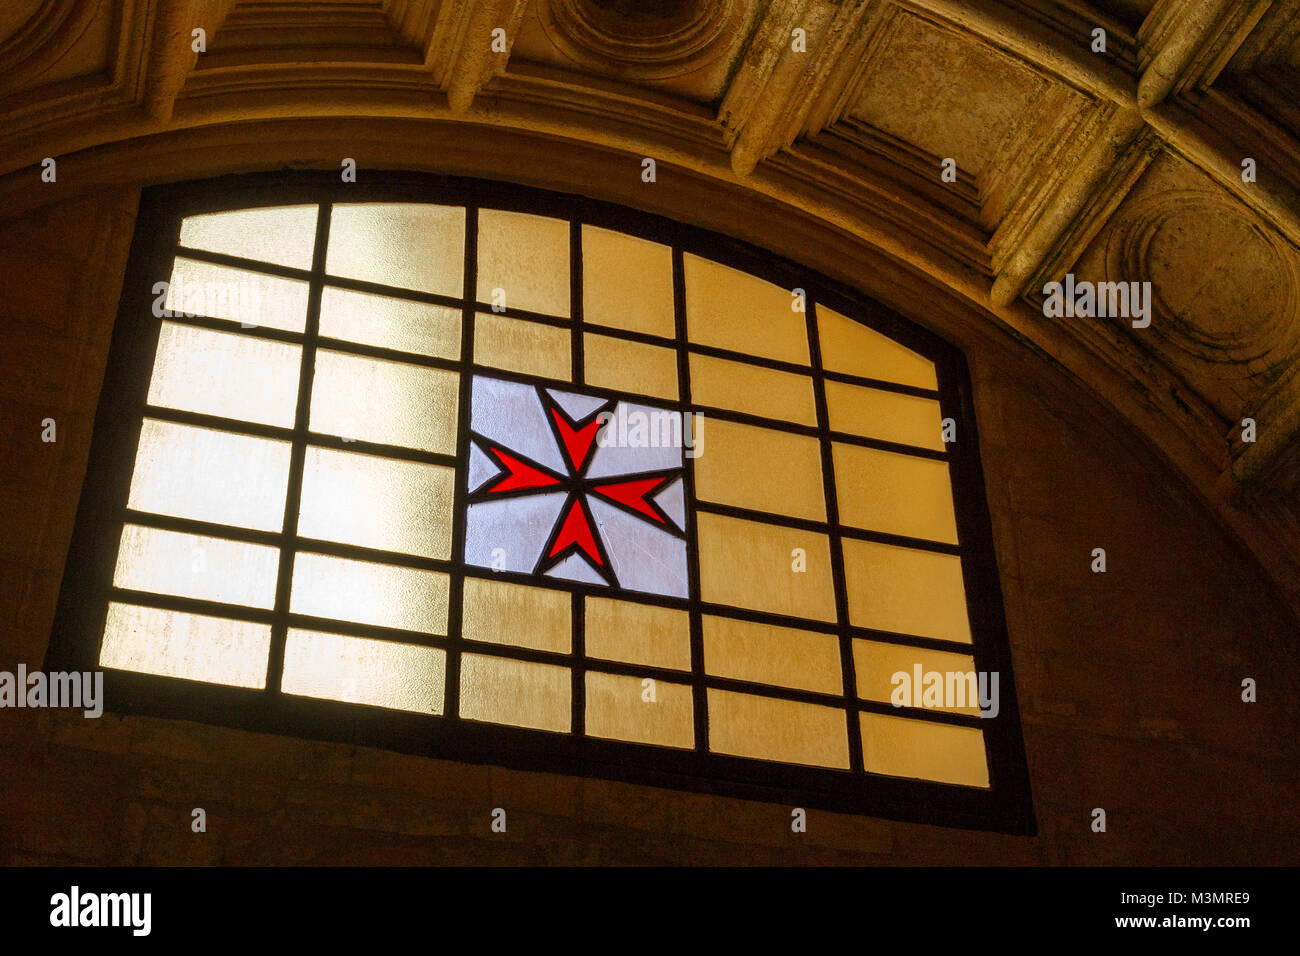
[702,615,842,694]
[127,419,291,532]
[825,380,946,450]
[853,640,980,715]
[113,525,279,609]
[147,322,301,428]
[297,447,454,559]
[708,689,849,769]
[697,513,836,622]
[319,286,461,359]
[688,353,817,426]
[461,577,571,654]
[583,333,678,400]
[684,254,809,364]
[100,602,269,688]
[585,671,694,748]
[474,313,571,379]
[179,205,318,270]
[459,653,571,732]
[309,350,459,454]
[326,203,465,297]
[584,597,691,671]
[833,443,958,544]
[282,629,445,714]
[581,225,675,337]
[477,209,570,317]
[818,307,937,390]
[290,552,449,634]
[693,419,825,521]
[842,538,971,643]
[166,257,309,332]
[860,712,989,787]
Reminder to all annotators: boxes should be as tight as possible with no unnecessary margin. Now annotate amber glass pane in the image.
[693,419,825,521]
[459,653,571,732]
[688,353,817,426]
[585,672,694,749]
[859,712,989,787]
[113,525,279,609]
[841,538,971,643]
[100,603,269,688]
[147,322,301,428]
[167,258,309,332]
[696,512,836,622]
[833,444,959,544]
[290,552,450,635]
[282,629,445,715]
[708,689,849,769]
[461,577,571,654]
[825,380,946,450]
[319,286,461,359]
[297,447,454,560]
[309,350,459,454]
[326,203,465,297]
[583,333,679,400]
[818,307,937,390]
[477,209,570,317]
[584,597,691,671]
[127,420,291,532]
[473,313,572,380]
[581,225,675,338]
[853,640,980,715]
[702,615,842,694]
[684,255,809,364]
[179,205,318,270]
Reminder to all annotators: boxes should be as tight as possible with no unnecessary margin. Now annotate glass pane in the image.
[127,419,291,532]
[166,257,309,332]
[581,225,675,338]
[702,615,842,694]
[326,203,465,297]
[178,205,318,270]
[309,350,459,454]
[459,653,571,732]
[477,209,570,317]
[473,313,571,380]
[282,629,446,714]
[696,512,836,622]
[113,525,279,609]
[692,419,825,521]
[684,254,809,364]
[584,597,691,671]
[688,353,817,426]
[707,689,849,769]
[290,552,449,634]
[853,640,981,715]
[100,602,269,688]
[147,321,301,428]
[818,307,937,390]
[461,577,572,654]
[319,286,461,359]
[297,447,454,560]
[833,444,958,544]
[859,712,989,787]
[825,380,946,450]
[841,538,971,643]
[583,333,678,400]
[585,671,694,749]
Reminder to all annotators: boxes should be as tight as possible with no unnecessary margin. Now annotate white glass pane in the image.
[113,525,279,609]
[178,205,318,270]
[100,602,269,688]
[309,350,458,454]
[326,203,465,297]
[319,286,461,359]
[290,552,449,634]
[166,257,309,332]
[282,629,445,714]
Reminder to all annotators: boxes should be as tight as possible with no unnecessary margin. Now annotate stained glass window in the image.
[48,174,1032,831]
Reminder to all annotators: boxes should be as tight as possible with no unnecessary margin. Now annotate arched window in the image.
[49,172,1032,831]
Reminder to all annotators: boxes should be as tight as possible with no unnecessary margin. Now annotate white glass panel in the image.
[113,525,279,609]
[100,602,269,688]
[179,205,318,270]
[282,630,446,714]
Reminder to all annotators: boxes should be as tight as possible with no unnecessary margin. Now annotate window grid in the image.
[50,174,1033,832]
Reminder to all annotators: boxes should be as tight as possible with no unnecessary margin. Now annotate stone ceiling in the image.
[2,0,1299,606]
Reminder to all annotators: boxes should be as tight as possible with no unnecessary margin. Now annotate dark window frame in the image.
[46,170,1035,834]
